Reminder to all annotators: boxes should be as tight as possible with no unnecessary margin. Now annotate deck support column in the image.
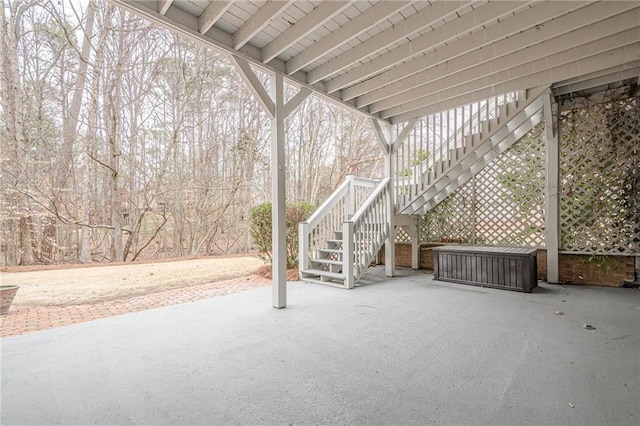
[383,125,396,277]
[544,91,560,284]
[271,73,287,308]
[409,223,420,270]
[371,118,418,277]
[231,57,309,308]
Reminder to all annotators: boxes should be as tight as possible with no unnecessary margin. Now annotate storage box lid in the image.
[432,245,537,256]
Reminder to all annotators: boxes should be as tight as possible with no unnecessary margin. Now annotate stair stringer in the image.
[399,87,549,216]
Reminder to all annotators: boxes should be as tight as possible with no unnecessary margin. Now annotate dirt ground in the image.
[0,256,265,306]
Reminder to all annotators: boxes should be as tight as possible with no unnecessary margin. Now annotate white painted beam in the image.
[198,0,232,35]
[107,0,385,124]
[233,0,294,50]
[285,1,410,75]
[284,87,311,117]
[552,64,640,96]
[544,92,559,284]
[382,124,395,278]
[383,28,640,119]
[370,118,390,155]
[390,42,640,124]
[230,56,275,120]
[307,1,467,84]
[261,1,351,64]
[271,73,287,308]
[158,0,172,15]
[353,0,591,107]
[371,117,416,154]
[327,1,526,94]
[373,7,640,116]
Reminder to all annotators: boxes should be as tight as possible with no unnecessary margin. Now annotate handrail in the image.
[395,99,498,188]
[299,175,380,278]
[350,176,380,188]
[347,178,391,224]
[302,176,380,230]
[394,91,520,205]
[343,178,391,287]
[303,178,351,230]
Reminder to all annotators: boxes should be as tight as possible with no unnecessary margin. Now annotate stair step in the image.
[326,239,343,245]
[301,277,347,289]
[302,269,345,281]
[311,258,343,266]
[318,248,343,255]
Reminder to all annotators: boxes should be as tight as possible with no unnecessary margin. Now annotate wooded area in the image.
[0,0,384,266]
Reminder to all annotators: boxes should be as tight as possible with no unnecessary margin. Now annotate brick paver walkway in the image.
[0,275,271,338]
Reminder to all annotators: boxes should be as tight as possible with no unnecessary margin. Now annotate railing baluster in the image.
[431,115,436,181]
[476,101,481,141]
[445,110,449,167]
[412,124,416,195]
[420,119,425,191]
[461,105,466,154]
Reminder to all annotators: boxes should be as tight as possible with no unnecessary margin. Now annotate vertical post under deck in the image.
[231,56,310,307]
[299,222,309,278]
[271,74,287,308]
[344,221,355,289]
[384,125,395,278]
[409,222,420,270]
[544,92,560,284]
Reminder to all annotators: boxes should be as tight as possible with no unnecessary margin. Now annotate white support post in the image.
[231,60,311,307]
[409,221,420,270]
[383,125,395,278]
[271,73,287,308]
[346,175,356,219]
[544,91,560,284]
[343,221,355,289]
[298,222,309,277]
[370,118,418,277]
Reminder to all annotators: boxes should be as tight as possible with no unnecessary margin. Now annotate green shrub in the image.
[249,201,315,268]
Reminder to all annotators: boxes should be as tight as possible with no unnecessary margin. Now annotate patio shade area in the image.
[2,269,639,425]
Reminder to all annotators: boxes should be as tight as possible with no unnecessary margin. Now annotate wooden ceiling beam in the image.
[285,1,410,75]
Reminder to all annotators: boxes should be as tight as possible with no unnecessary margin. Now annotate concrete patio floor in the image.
[2,267,639,425]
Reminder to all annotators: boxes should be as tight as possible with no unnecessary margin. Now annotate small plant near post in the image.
[249,201,315,269]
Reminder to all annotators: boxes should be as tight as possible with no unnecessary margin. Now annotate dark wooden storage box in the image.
[433,245,538,293]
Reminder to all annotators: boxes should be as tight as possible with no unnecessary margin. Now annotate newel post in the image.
[346,174,356,219]
[299,222,309,276]
[343,221,355,289]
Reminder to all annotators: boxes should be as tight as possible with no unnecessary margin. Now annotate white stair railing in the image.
[395,92,520,206]
[299,175,378,276]
[343,177,391,288]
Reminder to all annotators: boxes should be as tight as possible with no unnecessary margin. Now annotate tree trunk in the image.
[41,1,96,263]
[0,1,36,265]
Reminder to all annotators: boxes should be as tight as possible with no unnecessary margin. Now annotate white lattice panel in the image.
[559,95,640,255]
[419,185,474,244]
[420,123,546,247]
[395,226,412,243]
[474,124,546,247]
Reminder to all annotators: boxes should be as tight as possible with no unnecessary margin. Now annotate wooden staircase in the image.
[397,87,548,215]
[299,87,549,288]
[301,230,347,287]
[299,177,391,288]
